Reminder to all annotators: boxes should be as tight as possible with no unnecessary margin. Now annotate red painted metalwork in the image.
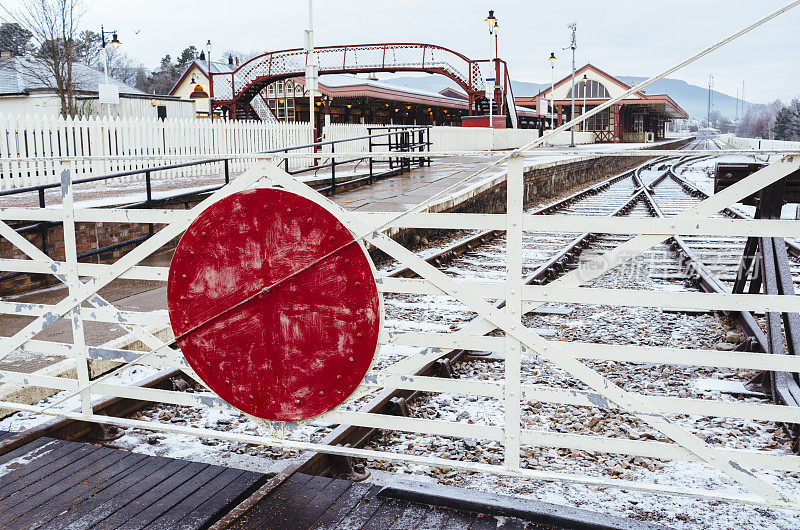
[167,188,381,421]
[209,43,519,123]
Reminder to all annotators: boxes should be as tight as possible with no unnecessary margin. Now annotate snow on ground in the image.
[365,248,800,529]
[4,143,800,527]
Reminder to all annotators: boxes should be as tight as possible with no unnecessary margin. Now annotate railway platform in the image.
[0,431,264,529]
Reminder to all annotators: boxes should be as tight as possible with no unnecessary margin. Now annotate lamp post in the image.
[99,25,121,85]
[99,26,120,118]
[564,22,577,147]
[306,0,319,141]
[485,10,498,130]
[206,40,213,121]
[549,52,555,130]
[581,73,588,132]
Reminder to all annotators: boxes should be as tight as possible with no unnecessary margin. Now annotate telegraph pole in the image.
[707,74,714,129]
[741,80,746,116]
[565,23,577,147]
[306,0,319,140]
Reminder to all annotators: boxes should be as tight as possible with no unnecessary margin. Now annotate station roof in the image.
[303,74,537,117]
[172,60,537,117]
[517,64,688,119]
[0,56,144,97]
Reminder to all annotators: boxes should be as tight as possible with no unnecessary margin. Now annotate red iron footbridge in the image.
[209,43,520,127]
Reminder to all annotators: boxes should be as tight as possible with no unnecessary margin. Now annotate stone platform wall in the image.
[0,138,692,297]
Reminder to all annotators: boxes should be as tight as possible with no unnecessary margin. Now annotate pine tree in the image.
[773,107,792,140]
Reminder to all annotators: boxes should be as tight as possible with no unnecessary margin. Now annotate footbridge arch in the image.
[209,43,518,127]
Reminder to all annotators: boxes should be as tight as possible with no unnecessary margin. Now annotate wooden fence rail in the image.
[0,114,313,189]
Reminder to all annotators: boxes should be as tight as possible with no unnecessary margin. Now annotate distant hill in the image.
[381,74,753,120]
[617,76,751,121]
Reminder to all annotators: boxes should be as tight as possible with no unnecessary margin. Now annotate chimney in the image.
[228,55,233,66]
[235,56,239,66]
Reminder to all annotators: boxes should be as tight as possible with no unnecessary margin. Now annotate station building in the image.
[518,64,688,142]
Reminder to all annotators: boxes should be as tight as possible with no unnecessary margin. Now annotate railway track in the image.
[3,137,798,527]
[217,138,800,525]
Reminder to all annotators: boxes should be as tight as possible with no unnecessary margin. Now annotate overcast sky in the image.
[4,0,799,103]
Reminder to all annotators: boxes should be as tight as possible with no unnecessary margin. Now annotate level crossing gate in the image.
[3,0,800,510]
[0,145,800,509]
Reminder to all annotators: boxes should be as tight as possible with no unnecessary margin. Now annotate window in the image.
[583,107,610,131]
[634,114,644,133]
[567,79,610,99]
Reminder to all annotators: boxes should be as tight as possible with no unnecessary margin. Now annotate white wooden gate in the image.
[0,149,800,509]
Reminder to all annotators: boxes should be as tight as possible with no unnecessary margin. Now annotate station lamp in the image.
[98,24,122,105]
[485,10,498,33]
[100,26,121,50]
[190,75,197,90]
[581,73,589,131]
[548,52,556,130]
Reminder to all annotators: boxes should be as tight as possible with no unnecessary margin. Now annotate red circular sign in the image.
[167,188,381,421]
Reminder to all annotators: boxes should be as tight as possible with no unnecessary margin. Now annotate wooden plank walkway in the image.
[0,433,266,529]
[225,472,666,530]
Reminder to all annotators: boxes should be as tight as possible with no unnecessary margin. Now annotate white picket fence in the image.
[0,114,314,189]
[429,127,595,152]
[0,114,601,191]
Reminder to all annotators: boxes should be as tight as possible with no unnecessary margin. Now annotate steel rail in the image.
[217,165,653,526]
[0,368,185,456]
[386,166,637,278]
[634,153,767,351]
[636,152,800,448]
[666,163,800,259]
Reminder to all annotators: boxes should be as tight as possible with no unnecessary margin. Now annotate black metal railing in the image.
[0,125,431,285]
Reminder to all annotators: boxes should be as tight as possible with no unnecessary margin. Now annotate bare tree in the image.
[2,0,86,118]
[737,100,783,139]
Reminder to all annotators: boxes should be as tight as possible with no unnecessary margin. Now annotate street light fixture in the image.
[485,10,498,32]
[99,25,121,84]
[581,73,588,132]
[485,11,499,131]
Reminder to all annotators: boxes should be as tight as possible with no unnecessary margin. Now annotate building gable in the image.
[539,64,644,102]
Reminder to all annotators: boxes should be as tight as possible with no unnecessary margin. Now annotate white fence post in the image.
[504,155,524,469]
